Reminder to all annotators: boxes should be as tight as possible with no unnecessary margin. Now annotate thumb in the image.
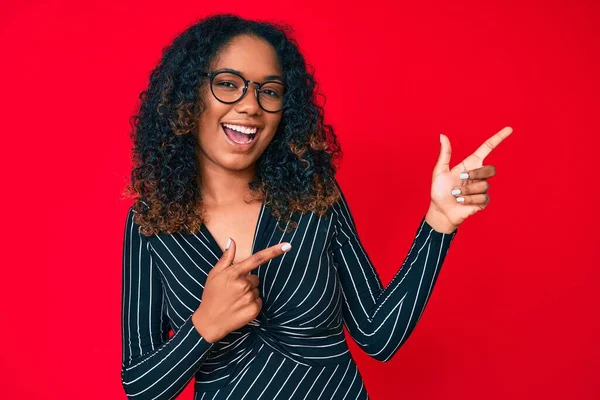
[213,237,236,273]
[434,133,452,174]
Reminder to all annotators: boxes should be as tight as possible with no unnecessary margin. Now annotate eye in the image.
[216,81,238,89]
[260,89,282,98]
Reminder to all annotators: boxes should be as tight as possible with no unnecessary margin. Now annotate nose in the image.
[234,83,262,115]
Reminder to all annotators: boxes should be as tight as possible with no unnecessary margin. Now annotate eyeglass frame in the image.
[199,69,285,113]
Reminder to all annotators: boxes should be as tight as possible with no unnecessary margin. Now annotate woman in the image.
[120,13,512,400]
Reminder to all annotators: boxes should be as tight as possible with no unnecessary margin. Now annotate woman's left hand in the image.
[429,126,513,228]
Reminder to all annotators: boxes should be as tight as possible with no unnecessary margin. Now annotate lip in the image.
[221,123,261,151]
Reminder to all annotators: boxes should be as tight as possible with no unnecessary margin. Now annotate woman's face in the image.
[196,34,284,174]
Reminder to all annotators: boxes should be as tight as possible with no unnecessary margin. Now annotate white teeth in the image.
[222,124,254,144]
[223,123,258,135]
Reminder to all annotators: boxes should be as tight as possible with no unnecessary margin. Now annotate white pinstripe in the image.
[121,180,456,399]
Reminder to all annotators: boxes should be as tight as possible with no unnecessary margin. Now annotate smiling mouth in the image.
[221,124,258,144]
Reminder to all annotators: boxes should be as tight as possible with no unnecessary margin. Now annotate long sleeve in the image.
[330,182,458,362]
[121,208,215,399]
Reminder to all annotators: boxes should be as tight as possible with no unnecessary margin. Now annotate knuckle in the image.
[239,280,250,292]
[243,292,254,303]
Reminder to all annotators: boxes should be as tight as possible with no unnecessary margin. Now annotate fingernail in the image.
[460,172,469,180]
[440,133,443,143]
[281,243,292,252]
[226,237,232,249]
[456,197,465,203]
[451,189,461,196]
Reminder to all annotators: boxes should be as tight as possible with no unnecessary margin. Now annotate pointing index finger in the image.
[473,126,513,161]
[233,243,292,275]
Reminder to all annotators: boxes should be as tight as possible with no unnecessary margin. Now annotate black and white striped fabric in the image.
[121,181,458,399]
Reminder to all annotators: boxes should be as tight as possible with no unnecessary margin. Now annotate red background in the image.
[1,0,598,398]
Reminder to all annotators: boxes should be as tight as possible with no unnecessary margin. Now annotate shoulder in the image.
[123,205,148,239]
[329,177,351,214]
[124,205,139,227]
[122,206,139,240]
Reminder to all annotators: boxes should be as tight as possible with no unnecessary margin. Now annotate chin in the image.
[219,156,259,172]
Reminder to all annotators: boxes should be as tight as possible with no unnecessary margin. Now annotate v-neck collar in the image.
[199,202,266,259]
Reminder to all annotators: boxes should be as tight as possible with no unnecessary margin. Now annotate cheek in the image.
[264,115,282,137]
[197,100,227,133]
[257,124,280,148]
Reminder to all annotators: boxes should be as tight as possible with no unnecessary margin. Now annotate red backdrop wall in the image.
[1,0,598,398]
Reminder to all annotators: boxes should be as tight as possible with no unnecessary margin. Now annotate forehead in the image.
[210,35,282,80]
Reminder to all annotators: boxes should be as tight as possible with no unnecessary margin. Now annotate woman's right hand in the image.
[192,238,292,343]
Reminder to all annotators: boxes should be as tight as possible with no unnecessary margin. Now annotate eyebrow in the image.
[214,68,283,81]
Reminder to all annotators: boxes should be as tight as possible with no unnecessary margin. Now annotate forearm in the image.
[331,181,458,362]
[341,215,456,361]
[121,316,215,399]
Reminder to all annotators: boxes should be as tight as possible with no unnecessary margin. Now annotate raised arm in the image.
[330,182,458,362]
[121,208,215,399]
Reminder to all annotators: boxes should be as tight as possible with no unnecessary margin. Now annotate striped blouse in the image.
[121,181,458,399]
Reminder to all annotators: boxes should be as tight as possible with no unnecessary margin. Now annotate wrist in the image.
[192,310,219,343]
[425,203,458,234]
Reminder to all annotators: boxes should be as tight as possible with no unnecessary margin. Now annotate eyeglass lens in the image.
[211,72,284,112]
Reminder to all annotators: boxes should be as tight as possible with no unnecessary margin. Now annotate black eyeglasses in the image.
[200,69,285,113]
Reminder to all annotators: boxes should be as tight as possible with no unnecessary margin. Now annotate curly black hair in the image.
[123,13,343,236]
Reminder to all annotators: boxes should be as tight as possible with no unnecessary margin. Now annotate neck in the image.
[197,158,258,206]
